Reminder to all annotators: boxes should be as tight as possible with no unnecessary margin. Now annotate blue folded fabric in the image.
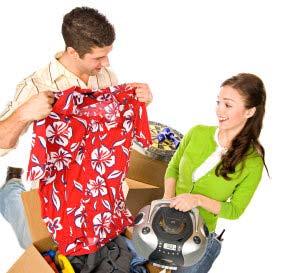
[121,235,149,273]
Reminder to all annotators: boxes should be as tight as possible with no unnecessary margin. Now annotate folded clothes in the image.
[68,235,133,273]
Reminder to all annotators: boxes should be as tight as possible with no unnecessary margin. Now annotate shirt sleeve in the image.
[219,156,264,220]
[27,120,47,182]
[164,126,197,180]
[133,101,152,148]
[0,78,38,156]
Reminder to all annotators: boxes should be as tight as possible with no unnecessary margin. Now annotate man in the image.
[0,7,152,249]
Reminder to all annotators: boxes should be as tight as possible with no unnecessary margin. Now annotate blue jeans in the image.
[122,235,148,273]
[0,179,32,249]
[174,233,222,273]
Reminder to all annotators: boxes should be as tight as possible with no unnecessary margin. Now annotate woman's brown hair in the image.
[215,73,268,180]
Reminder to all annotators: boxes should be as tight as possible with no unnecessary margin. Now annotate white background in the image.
[0,0,282,272]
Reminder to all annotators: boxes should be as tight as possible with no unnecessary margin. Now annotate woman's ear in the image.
[246,107,256,118]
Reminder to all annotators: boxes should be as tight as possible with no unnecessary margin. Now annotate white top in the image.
[192,128,227,182]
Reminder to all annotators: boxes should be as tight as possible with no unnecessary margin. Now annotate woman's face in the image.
[216,85,255,132]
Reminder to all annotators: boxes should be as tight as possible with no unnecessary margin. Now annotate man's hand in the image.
[169,193,200,212]
[17,91,55,122]
[127,83,153,105]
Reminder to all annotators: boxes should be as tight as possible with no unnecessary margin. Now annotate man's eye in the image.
[225,104,232,108]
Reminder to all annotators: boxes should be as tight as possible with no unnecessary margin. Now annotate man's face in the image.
[77,45,113,76]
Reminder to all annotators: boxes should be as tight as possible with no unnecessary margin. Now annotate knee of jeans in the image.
[3,181,25,200]
[19,239,31,249]
[18,229,32,249]
[211,238,222,258]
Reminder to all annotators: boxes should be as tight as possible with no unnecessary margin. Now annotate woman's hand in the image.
[169,193,200,212]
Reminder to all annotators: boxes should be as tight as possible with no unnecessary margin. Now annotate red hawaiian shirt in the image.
[27,85,152,255]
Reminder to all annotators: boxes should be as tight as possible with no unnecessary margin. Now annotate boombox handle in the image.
[147,199,200,232]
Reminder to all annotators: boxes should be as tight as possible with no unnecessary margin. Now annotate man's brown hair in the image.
[62,7,115,57]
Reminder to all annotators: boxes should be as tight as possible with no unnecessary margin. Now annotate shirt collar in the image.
[49,51,87,86]
[48,52,66,82]
[214,127,228,153]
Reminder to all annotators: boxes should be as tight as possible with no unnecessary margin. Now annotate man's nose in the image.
[101,56,110,67]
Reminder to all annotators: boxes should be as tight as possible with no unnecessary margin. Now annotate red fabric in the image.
[27,85,152,255]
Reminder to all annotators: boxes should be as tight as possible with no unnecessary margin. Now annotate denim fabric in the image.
[122,235,149,273]
[0,179,32,249]
[174,233,222,273]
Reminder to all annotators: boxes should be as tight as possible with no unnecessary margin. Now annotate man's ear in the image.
[246,107,256,118]
[66,47,79,59]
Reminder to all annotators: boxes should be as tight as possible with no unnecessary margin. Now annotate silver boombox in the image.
[133,199,209,270]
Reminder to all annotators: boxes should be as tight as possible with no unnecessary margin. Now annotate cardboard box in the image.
[126,148,168,215]
[127,149,168,189]
[8,149,170,273]
[8,189,56,273]
[8,184,167,273]
[8,245,55,273]
[125,178,163,216]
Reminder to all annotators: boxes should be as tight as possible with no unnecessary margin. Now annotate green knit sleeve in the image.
[164,125,196,180]
[219,156,264,220]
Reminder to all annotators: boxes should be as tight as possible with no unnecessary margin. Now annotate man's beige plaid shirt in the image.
[0,52,118,156]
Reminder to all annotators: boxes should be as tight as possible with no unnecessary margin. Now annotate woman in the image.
[163,73,267,273]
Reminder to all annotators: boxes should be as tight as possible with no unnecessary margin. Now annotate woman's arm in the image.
[163,178,176,199]
[164,126,197,183]
[169,193,221,215]
[219,157,264,220]
[170,157,264,216]
[197,194,221,214]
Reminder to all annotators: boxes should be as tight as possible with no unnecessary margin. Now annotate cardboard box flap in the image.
[125,181,163,216]
[8,245,54,273]
[33,237,57,253]
[127,149,168,188]
[21,189,52,244]
[125,178,159,189]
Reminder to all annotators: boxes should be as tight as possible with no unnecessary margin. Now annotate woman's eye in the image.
[216,100,220,105]
[225,104,232,108]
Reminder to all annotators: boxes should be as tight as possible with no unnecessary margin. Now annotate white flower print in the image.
[91,145,115,175]
[105,121,118,131]
[50,148,72,171]
[46,121,72,146]
[44,217,62,238]
[123,109,134,133]
[74,205,86,228]
[104,102,119,122]
[88,119,104,133]
[114,199,126,217]
[87,176,108,197]
[96,93,113,102]
[28,165,44,180]
[73,91,84,105]
[31,133,36,147]
[75,140,86,165]
[93,212,112,239]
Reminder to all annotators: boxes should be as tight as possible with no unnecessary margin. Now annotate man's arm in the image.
[0,110,30,149]
[0,91,54,150]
